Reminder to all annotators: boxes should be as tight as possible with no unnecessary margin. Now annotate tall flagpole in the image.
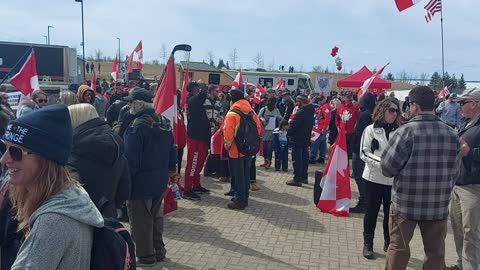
[440,0,445,87]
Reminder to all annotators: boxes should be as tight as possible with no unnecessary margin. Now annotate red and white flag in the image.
[357,63,389,99]
[111,56,119,81]
[134,40,143,69]
[251,84,266,104]
[153,56,178,141]
[317,124,351,216]
[91,71,97,93]
[9,50,40,96]
[231,69,244,89]
[395,0,423,12]
[424,0,442,22]
[273,78,285,90]
[127,52,134,74]
[180,66,190,109]
[439,86,450,98]
[310,126,321,143]
[288,106,298,124]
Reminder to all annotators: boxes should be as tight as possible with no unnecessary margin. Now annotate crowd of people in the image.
[0,78,478,270]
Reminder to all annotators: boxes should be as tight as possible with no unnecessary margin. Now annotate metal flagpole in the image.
[440,0,445,87]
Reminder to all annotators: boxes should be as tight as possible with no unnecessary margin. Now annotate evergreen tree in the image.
[386,73,395,81]
[443,72,452,88]
[226,61,230,69]
[209,60,214,66]
[451,74,458,91]
[458,74,467,91]
[217,59,226,69]
[429,72,443,90]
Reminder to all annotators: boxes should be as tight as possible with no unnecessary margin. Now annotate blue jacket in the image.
[124,109,177,200]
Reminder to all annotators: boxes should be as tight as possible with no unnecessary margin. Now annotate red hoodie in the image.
[335,101,360,134]
[316,103,332,133]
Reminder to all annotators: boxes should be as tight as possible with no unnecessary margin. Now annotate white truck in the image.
[224,70,316,92]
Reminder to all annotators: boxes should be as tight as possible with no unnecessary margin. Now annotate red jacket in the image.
[335,101,360,134]
[174,110,187,149]
[316,103,332,133]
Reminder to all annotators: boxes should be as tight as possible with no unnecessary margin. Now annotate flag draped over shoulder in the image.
[9,50,40,96]
[317,124,351,217]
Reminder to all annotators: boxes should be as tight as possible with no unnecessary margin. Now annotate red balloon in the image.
[337,65,342,71]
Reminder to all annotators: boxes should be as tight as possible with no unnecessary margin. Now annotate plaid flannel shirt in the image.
[381,114,459,221]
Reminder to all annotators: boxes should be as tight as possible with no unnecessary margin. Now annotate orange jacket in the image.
[223,99,262,158]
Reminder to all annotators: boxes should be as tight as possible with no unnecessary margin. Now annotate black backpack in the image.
[231,109,261,156]
[90,218,136,270]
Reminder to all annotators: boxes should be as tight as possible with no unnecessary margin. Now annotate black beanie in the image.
[230,89,244,103]
[3,104,73,165]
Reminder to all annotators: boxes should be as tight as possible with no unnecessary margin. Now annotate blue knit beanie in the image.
[3,104,73,165]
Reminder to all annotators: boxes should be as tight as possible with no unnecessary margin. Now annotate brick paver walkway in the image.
[140,159,457,270]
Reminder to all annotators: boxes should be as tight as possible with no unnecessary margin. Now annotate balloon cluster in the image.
[330,46,342,71]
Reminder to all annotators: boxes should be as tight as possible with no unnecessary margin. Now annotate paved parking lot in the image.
[139,160,457,270]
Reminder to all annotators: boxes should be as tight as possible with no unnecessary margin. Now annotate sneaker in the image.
[350,202,366,213]
[309,160,317,164]
[193,186,210,194]
[275,168,281,171]
[137,259,156,267]
[183,190,201,200]
[227,201,246,210]
[250,183,260,191]
[317,158,325,164]
[155,254,166,262]
[224,191,235,197]
[446,265,462,270]
[286,180,302,187]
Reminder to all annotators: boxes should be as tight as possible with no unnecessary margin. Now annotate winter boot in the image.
[363,233,374,259]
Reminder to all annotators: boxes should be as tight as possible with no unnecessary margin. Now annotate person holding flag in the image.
[309,95,331,164]
[335,90,360,159]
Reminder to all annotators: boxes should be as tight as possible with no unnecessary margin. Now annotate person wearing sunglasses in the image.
[2,104,104,270]
[15,90,47,118]
[359,98,401,259]
[77,85,95,105]
[448,88,480,270]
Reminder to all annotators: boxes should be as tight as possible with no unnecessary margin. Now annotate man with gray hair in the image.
[123,88,177,267]
[448,88,480,270]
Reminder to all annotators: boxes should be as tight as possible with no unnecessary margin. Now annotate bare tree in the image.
[298,64,304,72]
[160,44,168,65]
[267,59,275,71]
[205,51,215,66]
[252,52,264,69]
[397,69,412,84]
[152,59,160,65]
[418,72,430,85]
[94,50,103,61]
[312,65,323,72]
[229,48,238,69]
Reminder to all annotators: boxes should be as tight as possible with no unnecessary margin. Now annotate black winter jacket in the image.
[68,118,130,218]
[187,90,211,142]
[287,104,315,147]
[352,93,376,155]
[124,109,177,200]
[106,99,128,126]
[457,117,480,185]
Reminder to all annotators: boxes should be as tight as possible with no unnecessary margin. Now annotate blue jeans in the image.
[292,146,309,182]
[352,153,366,204]
[309,133,326,161]
[229,156,252,203]
[275,149,288,171]
[263,140,273,161]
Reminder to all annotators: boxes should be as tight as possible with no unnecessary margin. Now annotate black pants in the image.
[292,146,309,182]
[229,156,252,203]
[346,133,355,159]
[363,180,392,241]
[352,153,366,204]
[177,147,184,174]
[250,156,256,183]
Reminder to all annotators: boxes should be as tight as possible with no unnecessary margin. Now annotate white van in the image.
[225,70,316,92]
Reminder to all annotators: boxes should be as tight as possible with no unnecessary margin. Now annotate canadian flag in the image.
[127,52,134,74]
[231,69,244,89]
[288,106,298,124]
[439,86,450,98]
[134,41,143,70]
[395,0,423,12]
[251,84,266,104]
[9,50,40,96]
[357,63,389,99]
[273,78,285,90]
[180,65,190,109]
[317,124,351,216]
[153,56,178,141]
[91,71,97,93]
[311,126,321,143]
[111,56,119,81]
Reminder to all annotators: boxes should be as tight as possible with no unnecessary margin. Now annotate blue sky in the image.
[1,0,479,80]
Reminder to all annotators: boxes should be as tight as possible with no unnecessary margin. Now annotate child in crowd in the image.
[273,120,290,171]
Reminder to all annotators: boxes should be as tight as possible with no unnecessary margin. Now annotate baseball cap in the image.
[456,88,480,102]
[123,88,153,103]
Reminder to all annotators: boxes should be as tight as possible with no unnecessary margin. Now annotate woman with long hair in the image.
[360,98,402,259]
[2,104,103,269]
[68,103,130,218]
[58,90,79,106]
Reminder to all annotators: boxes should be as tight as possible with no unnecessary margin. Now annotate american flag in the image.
[424,0,442,23]
[439,86,450,98]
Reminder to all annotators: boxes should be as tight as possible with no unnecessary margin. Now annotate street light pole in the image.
[117,37,121,65]
[75,0,86,81]
[47,25,53,45]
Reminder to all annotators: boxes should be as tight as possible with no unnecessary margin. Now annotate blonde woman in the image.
[59,90,79,106]
[360,98,401,259]
[68,103,130,218]
[16,90,48,118]
[2,104,103,269]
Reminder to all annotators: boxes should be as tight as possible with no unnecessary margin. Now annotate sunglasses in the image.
[0,140,34,162]
[37,99,48,103]
[387,108,400,113]
[459,101,473,106]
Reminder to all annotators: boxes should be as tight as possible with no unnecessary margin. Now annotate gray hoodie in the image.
[12,185,104,270]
